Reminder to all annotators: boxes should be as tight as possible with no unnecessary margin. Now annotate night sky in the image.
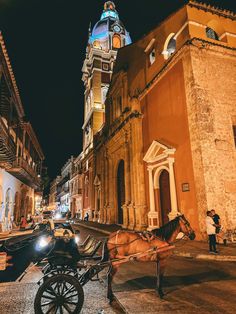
[0,0,235,180]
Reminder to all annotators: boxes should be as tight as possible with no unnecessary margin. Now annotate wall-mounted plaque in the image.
[182,183,190,192]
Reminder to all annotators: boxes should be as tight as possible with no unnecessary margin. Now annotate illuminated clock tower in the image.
[82,1,131,153]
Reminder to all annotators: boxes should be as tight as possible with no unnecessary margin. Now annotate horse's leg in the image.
[107,263,118,303]
[156,260,165,299]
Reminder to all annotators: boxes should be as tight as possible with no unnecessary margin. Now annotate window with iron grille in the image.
[206,27,219,40]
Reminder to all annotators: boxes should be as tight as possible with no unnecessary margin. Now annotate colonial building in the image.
[91,0,236,239]
[56,157,74,215]
[69,154,83,218]
[48,176,60,211]
[0,33,44,231]
[80,1,131,220]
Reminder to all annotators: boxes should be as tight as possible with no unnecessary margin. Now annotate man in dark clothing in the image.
[206,211,218,254]
[211,209,227,245]
[211,209,220,233]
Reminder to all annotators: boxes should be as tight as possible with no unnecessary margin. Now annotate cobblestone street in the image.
[0,272,121,314]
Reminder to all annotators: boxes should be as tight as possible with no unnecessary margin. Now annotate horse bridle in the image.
[179,216,195,240]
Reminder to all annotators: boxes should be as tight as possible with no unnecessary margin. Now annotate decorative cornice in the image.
[139,37,236,101]
[187,1,236,20]
[23,122,44,160]
[0,32,25,118]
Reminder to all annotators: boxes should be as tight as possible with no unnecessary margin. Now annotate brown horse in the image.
[104,214,195,301]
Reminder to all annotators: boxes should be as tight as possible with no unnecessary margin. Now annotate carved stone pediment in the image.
[143,140,175,164]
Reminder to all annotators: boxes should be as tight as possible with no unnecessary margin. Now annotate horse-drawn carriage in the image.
[0,215,195,313]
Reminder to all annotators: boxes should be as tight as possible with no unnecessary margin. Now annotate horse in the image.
[104,214,195,302]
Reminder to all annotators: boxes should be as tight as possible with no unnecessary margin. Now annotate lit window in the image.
[163,34,176,60]
[113,35,121,49]
[149,49,156,66]
[102,87,108,104]
[206,27,219,40]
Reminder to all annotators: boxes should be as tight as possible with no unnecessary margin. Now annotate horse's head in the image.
[178,215,195,240]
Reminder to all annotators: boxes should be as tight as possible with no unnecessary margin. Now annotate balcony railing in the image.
[71,188,83,197]
[8,156,41,189]
[0,118,16,166]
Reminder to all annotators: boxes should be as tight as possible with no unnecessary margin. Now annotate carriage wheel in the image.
[43,265,78,282]
[34,274,84,314]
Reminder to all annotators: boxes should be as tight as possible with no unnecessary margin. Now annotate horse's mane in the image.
[152,216,180,241]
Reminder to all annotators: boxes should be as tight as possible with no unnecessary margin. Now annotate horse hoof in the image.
[158,291,164,299]
[107,294,114,304]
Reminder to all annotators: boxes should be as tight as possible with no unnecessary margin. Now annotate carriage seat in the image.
[78,236,102,260]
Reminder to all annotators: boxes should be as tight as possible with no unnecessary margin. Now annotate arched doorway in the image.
[29,197,33,215]
[117,160,125,225]
[25,196,29,217]
[5,188,12,219]
[14,192,20,223]
[159,170,171,225]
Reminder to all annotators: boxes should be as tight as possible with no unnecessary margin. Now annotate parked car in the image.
[42,210,53,220]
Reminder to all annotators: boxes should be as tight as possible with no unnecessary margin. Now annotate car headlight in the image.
[35,236,51,251]
[54,213,61,219]
[74,235,80,244]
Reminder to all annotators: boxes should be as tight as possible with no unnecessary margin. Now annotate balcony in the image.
[71,188,83,198]
[7,157,41,190]
[0,118,16,168]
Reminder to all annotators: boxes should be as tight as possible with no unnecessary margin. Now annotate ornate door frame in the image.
[144,141,178,230]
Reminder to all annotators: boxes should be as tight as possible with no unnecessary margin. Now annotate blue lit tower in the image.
[82,1,131,153]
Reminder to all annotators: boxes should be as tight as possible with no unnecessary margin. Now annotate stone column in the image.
[93,186,98,222]
[129,116,147,230]
[123,138,131,229]
[168,157,179,220]
[147,166,160,230]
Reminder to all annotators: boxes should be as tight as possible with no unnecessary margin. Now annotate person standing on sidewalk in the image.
[211,209,227,245]
[206,211,219,254]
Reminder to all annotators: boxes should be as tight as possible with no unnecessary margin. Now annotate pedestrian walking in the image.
[206,211,218,254]
[84,212,89,221]
[20,215,27,230]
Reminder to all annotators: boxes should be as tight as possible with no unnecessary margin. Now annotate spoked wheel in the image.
[34,274,84,314]
[43,265,78,282]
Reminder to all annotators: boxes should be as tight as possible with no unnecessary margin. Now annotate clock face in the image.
[114,25,121,33]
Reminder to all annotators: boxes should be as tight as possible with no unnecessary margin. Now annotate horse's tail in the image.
[100,239,109,263]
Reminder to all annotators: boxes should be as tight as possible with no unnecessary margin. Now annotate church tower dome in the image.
[82,1,131,153]
[89,1,131,51]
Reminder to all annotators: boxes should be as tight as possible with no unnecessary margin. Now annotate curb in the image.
[175,252,236,262]
[113,294,128,314]
[74,222,112,235]
[76,222,236,263]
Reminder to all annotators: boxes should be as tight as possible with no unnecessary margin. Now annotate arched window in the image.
[113,35,121,49]
[102,86,108,104]
[206,27,219,40]
[163,33,176,60]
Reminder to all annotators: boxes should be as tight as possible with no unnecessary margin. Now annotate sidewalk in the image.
[74,220,236,262]
[0,229,34,241]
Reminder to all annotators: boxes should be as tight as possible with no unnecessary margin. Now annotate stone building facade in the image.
[76,0,236,239]
[93,0,236,238]
[0,33,44,231]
